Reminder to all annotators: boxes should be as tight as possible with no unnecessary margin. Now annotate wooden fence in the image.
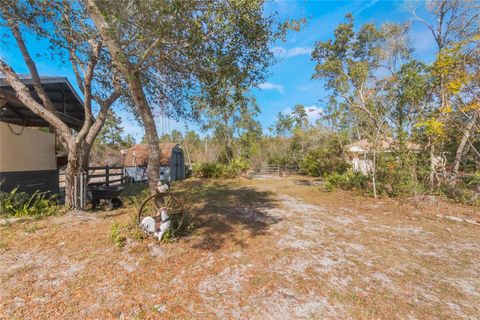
[256,164,300,176]
[59,166,125,192]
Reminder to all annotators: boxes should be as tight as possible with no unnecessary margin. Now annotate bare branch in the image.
[8,21,57,113]
[0,59,72,140]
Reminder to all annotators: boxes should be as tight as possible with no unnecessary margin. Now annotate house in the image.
[0,75,84,195]
[345,138,421,174]
[123,143,185,182]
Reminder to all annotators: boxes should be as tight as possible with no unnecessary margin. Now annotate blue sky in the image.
[0,1,438,142]
[255,0,437,131]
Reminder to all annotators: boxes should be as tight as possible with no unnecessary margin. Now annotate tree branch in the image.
[8,21,57,114]
[0,59,72,141]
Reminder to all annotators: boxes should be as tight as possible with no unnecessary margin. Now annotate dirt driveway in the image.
[1,177,479,319]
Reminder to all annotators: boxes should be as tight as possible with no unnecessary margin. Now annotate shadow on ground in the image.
[175,180,280,251]
[292,178,323,186]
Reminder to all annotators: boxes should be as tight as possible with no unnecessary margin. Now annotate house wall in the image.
[348,153,372,174]
[0,122,56,172]
[0,122,58,194]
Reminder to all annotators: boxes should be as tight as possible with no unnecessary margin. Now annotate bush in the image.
[375,153,423,197]
[300,133,350,177]
[0,185,61,217]
[437,173,480,206]
[324,170,369,192]
[225,158,249,177]
[193,159,249,178]
[192,162,221,178]
[465,171,480,191]
[439,184,479,206]
[301,147,350,177]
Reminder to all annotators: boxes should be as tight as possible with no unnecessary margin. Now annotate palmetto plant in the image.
[0,183,60,217]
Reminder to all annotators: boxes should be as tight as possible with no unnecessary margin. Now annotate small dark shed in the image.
[123,143,185,181]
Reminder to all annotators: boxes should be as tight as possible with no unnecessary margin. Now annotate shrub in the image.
[465,171,480,191]
[0,185,61,217]
[324,170,369,192]
[375,153,423,197]
[437,173,480,206]
[193,159,249,178]
[301,147,350,177]
[192,163,222,178]
[224,158,249,178]
[439,184,479,206]
[300,133,350,177]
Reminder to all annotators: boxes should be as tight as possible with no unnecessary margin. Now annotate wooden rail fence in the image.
[59,166,125,193]
[256,164,300,176]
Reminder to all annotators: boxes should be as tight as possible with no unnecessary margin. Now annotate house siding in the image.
[0,169,59,195]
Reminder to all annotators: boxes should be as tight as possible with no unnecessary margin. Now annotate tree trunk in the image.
[225,136,233,164]
[429,138,437,188]
[64,164,76,209]
[64,146,80,208]
[129,76,161,192]
[86,0,160,193]
[143,110,161,192]
[184,145,192,168]
[80,143,91,171]
[372,150,377,199]
[450,111,478,185]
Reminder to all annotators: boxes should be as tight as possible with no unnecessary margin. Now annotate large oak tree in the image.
[0,1,122,207]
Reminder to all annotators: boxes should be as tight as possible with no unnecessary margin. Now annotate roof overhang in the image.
[0,75,85,130]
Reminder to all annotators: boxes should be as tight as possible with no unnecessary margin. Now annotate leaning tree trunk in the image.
[130,75,161,192]
[86,0,161,193]
[142,109,161,192]
[450,111,478,185]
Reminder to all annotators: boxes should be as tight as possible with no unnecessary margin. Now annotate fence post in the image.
[105,166,110,186]
[277,165,280,176]
[121,167,124,184]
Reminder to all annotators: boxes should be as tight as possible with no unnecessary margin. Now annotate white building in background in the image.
[344,138,421,174]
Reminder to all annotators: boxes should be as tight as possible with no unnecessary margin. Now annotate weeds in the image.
[110,222,127,247]
[0,183,63,218]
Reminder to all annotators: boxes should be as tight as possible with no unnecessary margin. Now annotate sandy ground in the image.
[0,176,479,319]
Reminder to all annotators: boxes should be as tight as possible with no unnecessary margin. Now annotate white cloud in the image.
[282,105,325,124]
[354,0,379,16]
[258,82,284,94]
[273,46,313,58]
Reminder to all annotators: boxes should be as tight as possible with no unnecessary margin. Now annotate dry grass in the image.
[1,176,479,319]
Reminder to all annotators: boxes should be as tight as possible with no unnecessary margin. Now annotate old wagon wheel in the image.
[137,193,186,235]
